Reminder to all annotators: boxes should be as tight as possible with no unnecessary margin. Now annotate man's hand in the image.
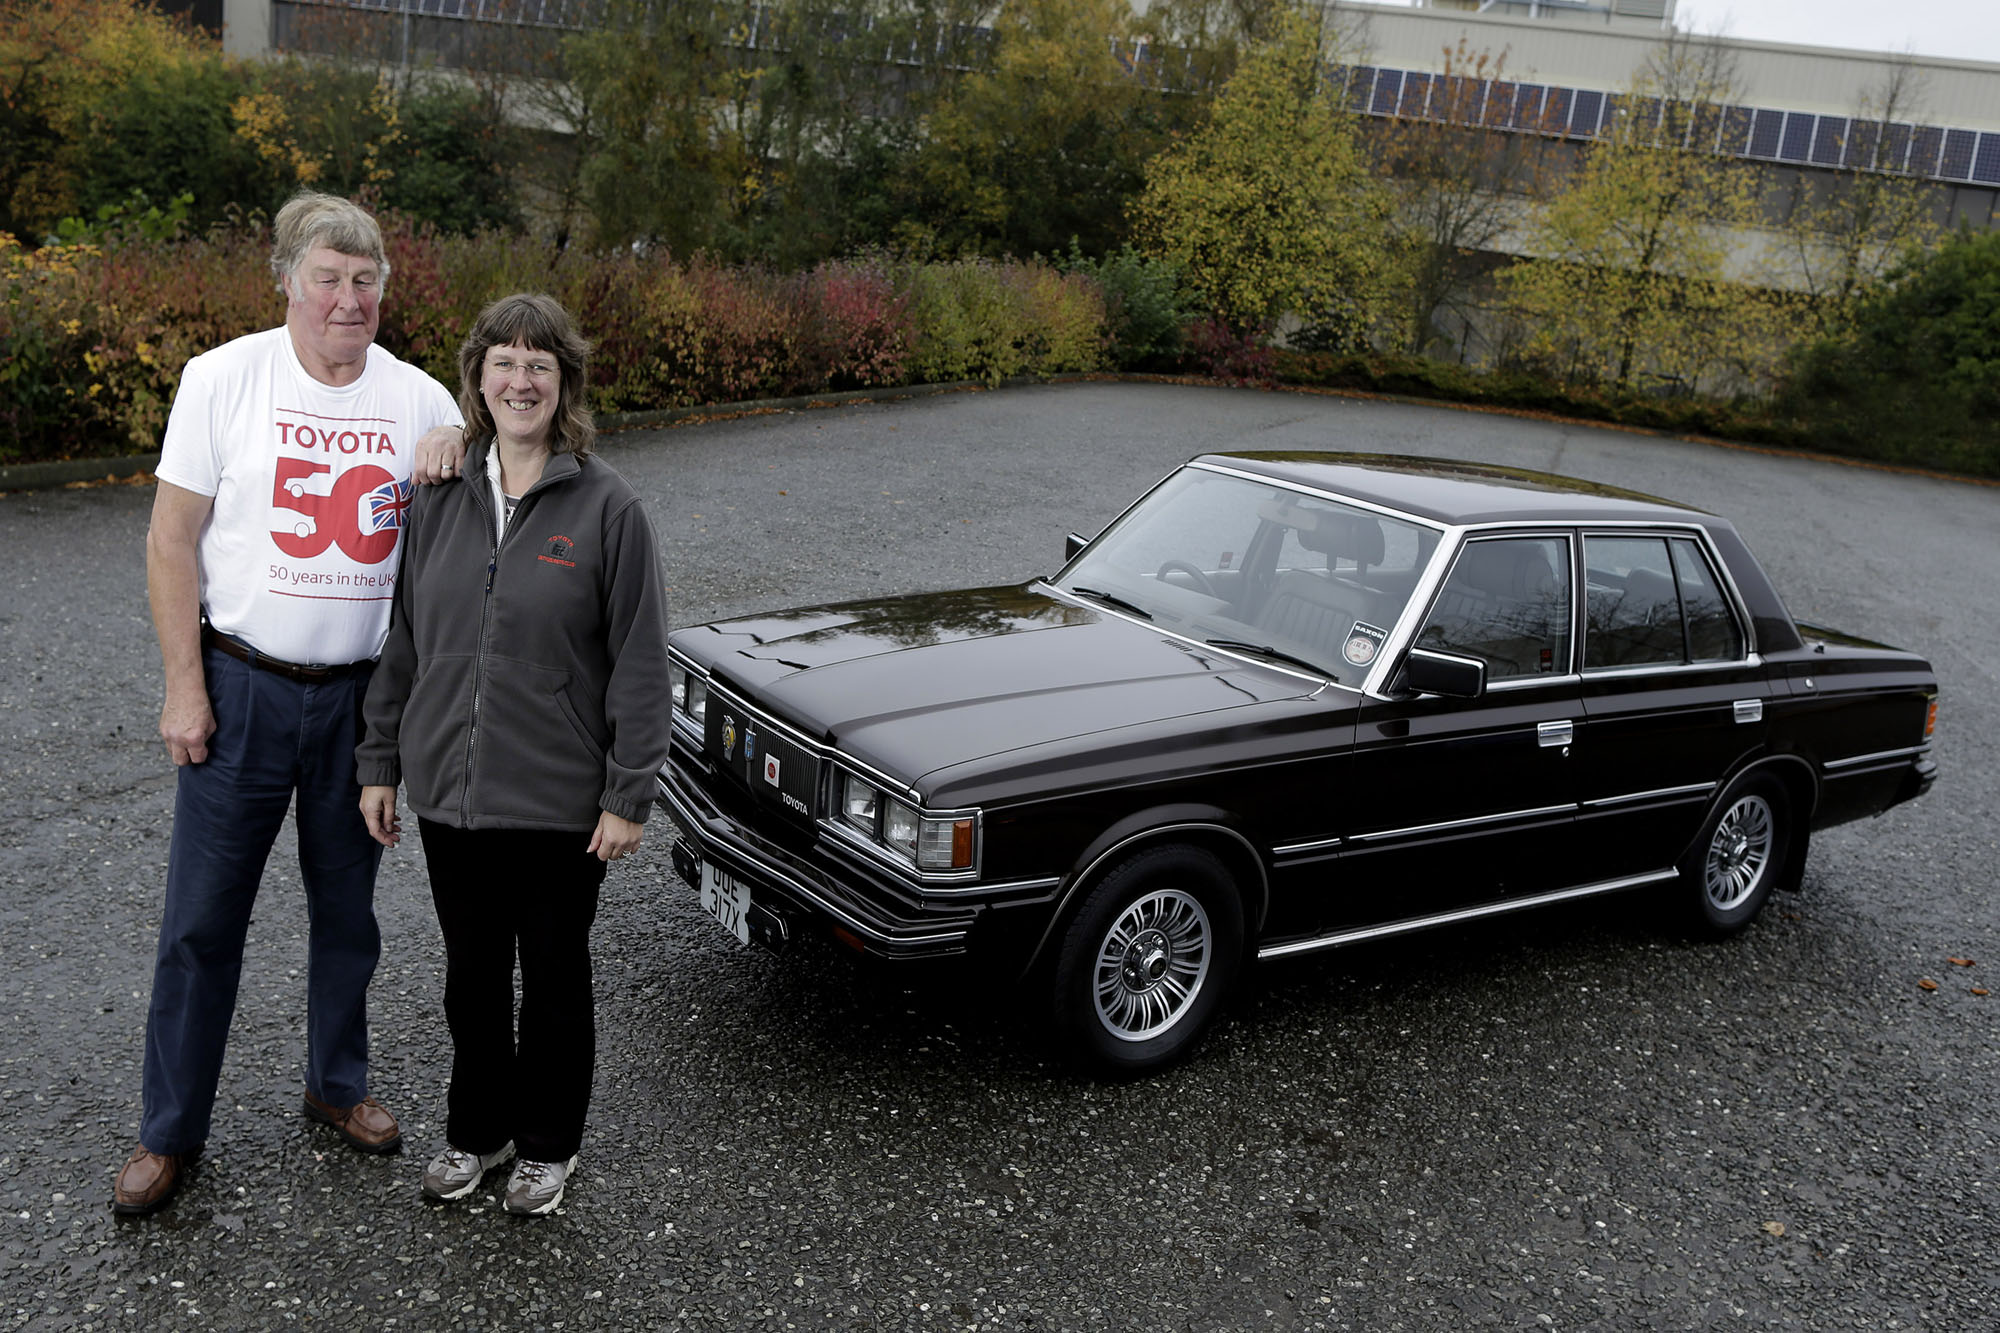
[587,811,644,862]
[160,691,215,766]
[412,424,467,486]
[360,785,402,847]
[147,480,216,767]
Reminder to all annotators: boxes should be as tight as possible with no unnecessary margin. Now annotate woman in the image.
[357,293,671,1216]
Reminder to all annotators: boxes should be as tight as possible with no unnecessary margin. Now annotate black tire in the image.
[1050,844,1245,1076]
[1681,773,1790,937]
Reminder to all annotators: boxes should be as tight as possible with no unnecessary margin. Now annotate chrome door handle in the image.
[1538,720,1574,748]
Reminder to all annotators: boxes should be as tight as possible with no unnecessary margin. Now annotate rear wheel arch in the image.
[1704,754,1815,893]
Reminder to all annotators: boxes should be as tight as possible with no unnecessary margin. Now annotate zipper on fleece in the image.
[456,463,554,826]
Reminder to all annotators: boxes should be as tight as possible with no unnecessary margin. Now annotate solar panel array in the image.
[1335,63,2000,185]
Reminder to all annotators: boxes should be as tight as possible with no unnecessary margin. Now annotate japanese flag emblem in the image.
[763,754,781,786]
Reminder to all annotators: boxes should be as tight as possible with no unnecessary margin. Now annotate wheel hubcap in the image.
[1704,794,1774,912]
[1094,889,1212,1042]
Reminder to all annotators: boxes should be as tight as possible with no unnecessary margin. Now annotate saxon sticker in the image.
[721,715,738,760]
[1344,621,1388,667]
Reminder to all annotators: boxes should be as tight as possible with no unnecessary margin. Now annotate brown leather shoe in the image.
[302,1091,402,1155]
[112,1143,193,1216]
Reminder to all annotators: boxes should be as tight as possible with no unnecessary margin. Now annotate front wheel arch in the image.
[1021,816,1267,979]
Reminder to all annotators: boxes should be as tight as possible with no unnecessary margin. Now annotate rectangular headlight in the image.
[840,773,880,833]
[883,798,921,860]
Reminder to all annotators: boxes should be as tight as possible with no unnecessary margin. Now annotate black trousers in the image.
[417,819,606,1163]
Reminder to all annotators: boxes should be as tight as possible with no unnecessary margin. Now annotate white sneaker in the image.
[503,1155,579,1216]
[420,1141,514,1201]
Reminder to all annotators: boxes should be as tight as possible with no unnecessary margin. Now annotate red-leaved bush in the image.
[1,218,1124,463]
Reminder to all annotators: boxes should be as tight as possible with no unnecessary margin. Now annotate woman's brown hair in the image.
[457,293,596,458]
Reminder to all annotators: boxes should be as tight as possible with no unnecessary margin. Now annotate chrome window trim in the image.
[1348,801,1576,844]
[1258,869,1678,960]
[1186,460,1454,534]
[1486,671,1583,692]
[1576,653,1766,682]
[1272,834,1344,856]
[1580,781,1716,809]
[1577,526,1758,666]
[1823,744,1932,771]
[1407,528,1580,682]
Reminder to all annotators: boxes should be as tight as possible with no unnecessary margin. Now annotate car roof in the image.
[1197,451,1721,529]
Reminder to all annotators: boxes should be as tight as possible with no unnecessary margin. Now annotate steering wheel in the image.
[1156,560,1218,598]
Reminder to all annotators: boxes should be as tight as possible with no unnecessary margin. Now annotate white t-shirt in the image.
[156,326,462,665]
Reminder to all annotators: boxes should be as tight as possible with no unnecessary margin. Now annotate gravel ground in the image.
[1,381,1992,1331]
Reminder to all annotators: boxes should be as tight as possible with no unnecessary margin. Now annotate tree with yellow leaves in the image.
[1132,5,1390,340]
[1500,33,1784,396]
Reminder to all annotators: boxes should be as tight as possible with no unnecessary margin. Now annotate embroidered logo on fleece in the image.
[538,534,577,568]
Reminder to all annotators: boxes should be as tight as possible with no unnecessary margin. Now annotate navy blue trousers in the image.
[139,644,383,1155]
[417,819,604,1164]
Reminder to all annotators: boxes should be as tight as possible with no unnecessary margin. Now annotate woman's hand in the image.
[588,811,643,862]
[360,785,402,847]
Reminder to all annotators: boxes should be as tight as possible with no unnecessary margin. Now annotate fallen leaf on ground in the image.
[1763,1221,1786,1237]
[1917,978,1939,991]
[1948,957,1974,967]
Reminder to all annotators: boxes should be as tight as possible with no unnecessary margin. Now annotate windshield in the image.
[1056,466,1442,689]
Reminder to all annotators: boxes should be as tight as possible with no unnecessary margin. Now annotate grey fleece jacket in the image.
[357,440,671,831]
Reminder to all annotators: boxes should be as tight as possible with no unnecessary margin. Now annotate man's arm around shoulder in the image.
[147,480,216,766]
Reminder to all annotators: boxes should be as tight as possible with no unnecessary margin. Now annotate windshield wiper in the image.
[1204,638,1331,677]
[1068,586,1153,620]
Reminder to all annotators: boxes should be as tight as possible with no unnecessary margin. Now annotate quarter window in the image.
[1416,536,1573,679]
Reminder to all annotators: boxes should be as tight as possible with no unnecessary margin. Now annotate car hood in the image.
[674,584,1322,790]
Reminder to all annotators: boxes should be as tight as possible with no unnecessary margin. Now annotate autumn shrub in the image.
[1007,263,1107,374]
[1185,317,1275,385]
[1,224,1112,463]
[789,259,913,391]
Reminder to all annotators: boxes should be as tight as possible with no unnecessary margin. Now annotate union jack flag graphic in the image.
[364,477,413,534]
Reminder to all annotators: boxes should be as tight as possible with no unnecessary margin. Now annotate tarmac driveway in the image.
[1,381,1992,1331]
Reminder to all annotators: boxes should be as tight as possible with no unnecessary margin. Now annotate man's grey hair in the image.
[269,191,391,295]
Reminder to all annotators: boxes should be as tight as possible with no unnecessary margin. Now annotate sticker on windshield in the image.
[1344,621,1388,667]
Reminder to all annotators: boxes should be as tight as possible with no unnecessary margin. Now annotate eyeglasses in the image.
[486,357,558,382]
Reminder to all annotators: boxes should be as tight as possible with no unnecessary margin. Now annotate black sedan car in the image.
[659,453,1938,1073]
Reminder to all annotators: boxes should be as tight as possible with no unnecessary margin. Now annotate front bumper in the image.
[657,757,979,960]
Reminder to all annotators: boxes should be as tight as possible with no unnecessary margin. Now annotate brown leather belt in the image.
[202,625,367,685]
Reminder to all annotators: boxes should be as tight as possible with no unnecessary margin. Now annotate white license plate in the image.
[698,860,752,946]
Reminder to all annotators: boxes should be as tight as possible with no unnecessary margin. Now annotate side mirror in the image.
[1065,532,1090,561]
[1402,646,1486,698]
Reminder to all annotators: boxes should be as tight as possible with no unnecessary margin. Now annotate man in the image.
[115,191,466,1216]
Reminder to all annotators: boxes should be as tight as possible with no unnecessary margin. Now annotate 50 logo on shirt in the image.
[270,458,409,564]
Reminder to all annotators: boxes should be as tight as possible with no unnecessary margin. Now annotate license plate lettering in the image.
[698,861,752,946]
